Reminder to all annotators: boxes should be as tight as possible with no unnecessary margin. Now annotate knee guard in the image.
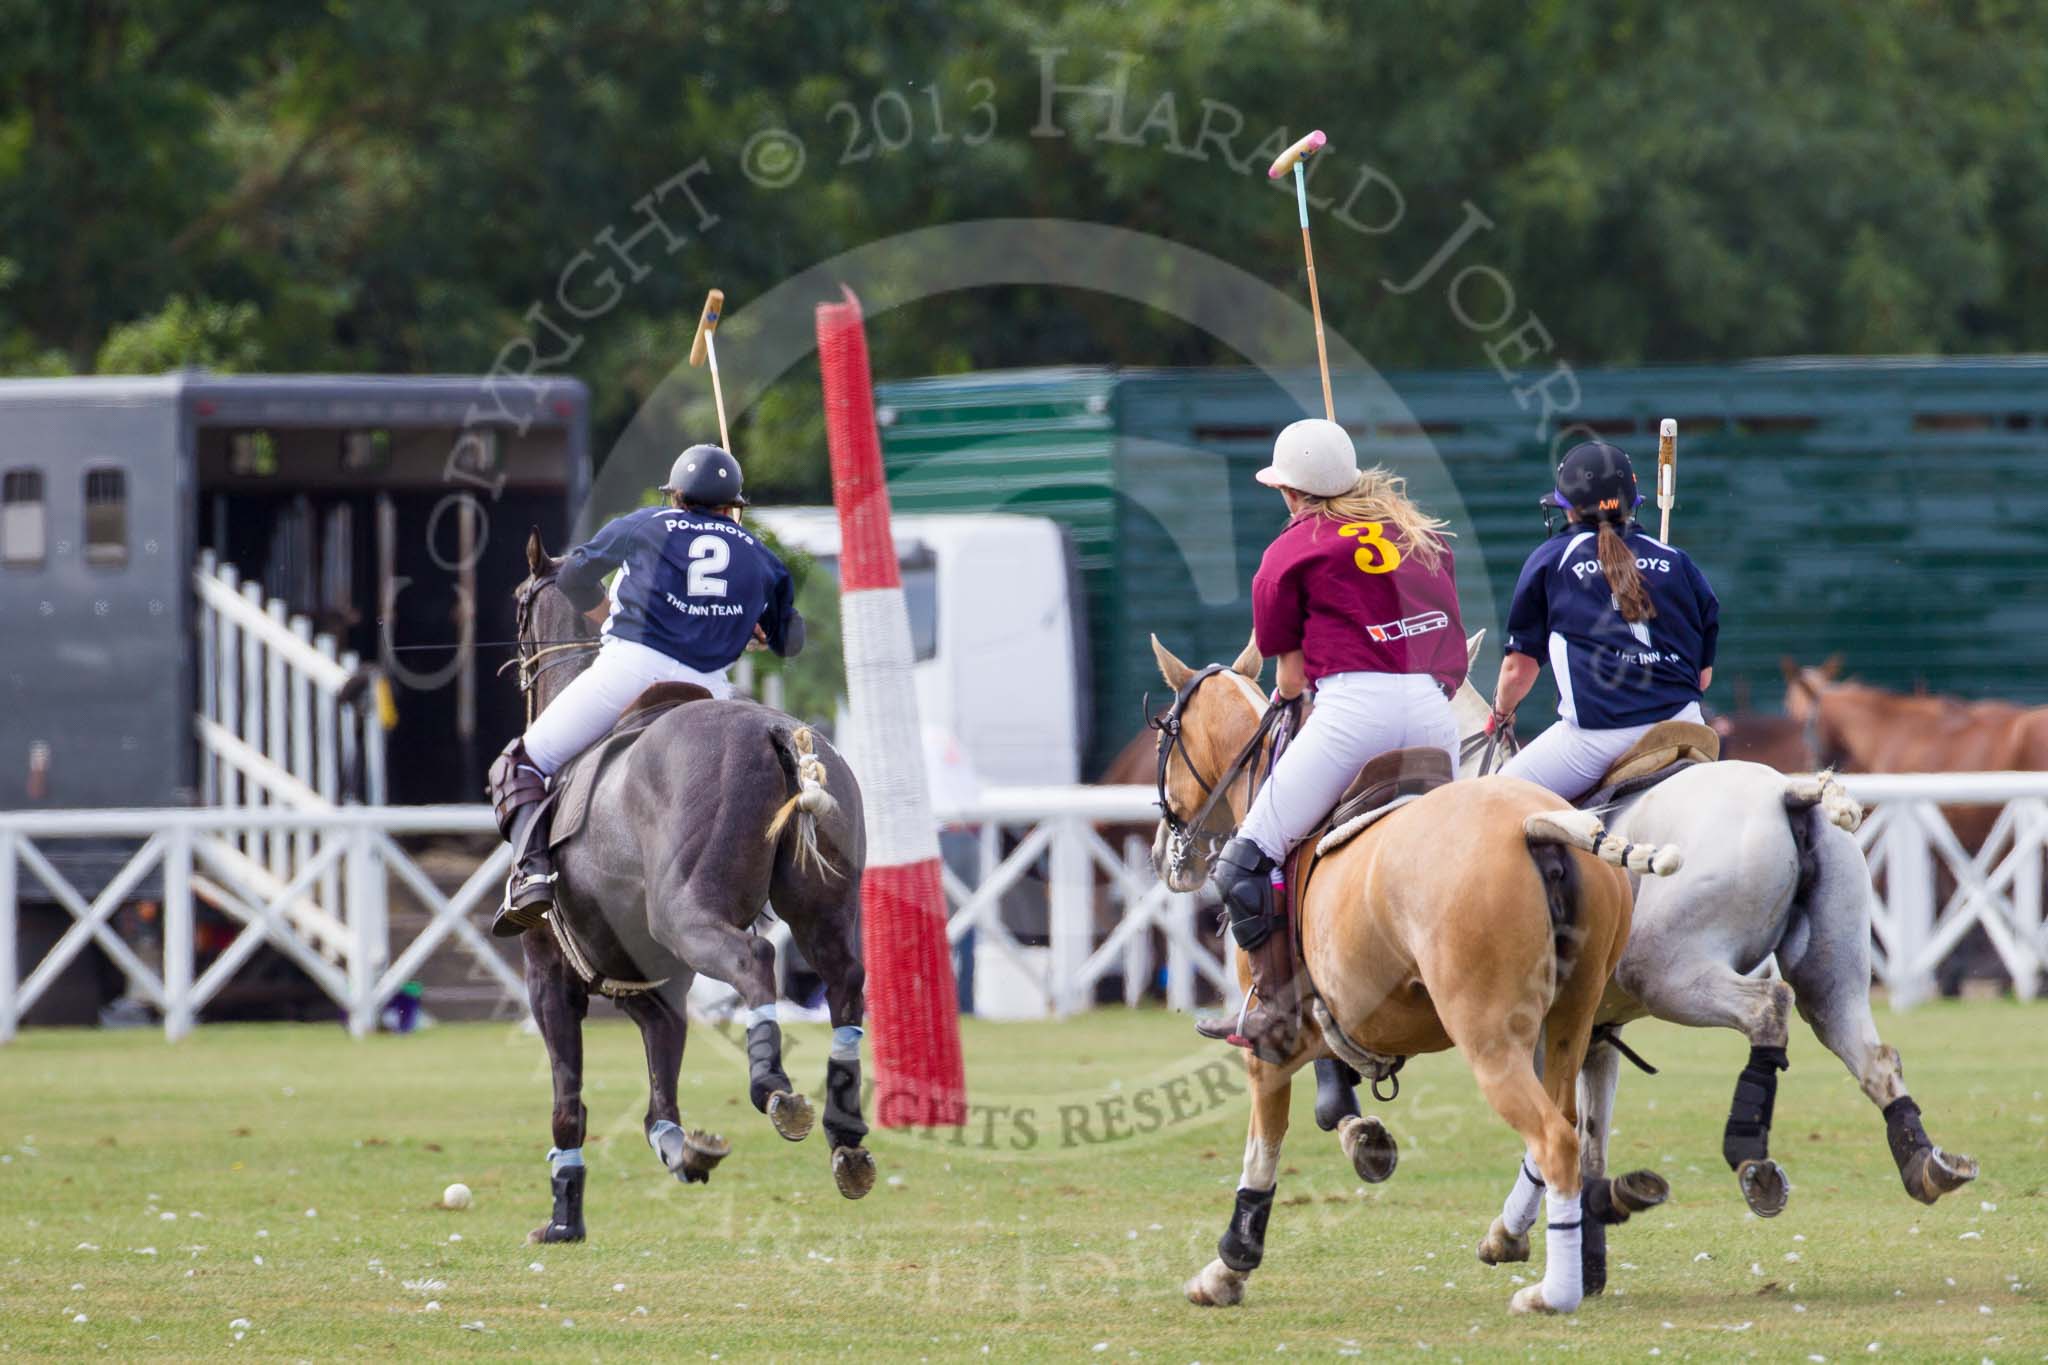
[1212,836,1278,951]
[487,738,549,841]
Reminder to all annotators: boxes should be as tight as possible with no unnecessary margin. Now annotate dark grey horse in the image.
[512,531,874,1244]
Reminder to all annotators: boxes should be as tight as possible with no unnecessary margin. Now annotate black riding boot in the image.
[1195,837,1301,1063]
[488,739,556,938]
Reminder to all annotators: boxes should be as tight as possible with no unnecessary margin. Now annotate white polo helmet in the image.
[1255,418,1358,498]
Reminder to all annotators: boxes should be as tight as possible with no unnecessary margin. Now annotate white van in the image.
[749,509,1085,788]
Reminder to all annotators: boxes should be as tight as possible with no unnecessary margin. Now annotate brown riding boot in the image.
[1195,928,1303,1063]
[1194,836,1304,1063]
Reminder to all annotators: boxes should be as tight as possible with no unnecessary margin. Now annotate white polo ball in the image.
[442,1182,472,1211]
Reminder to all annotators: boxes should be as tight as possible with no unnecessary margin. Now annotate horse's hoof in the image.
[1736,1158,1790,1217]
[678,1129,731,1184]
[527,1219,584,1244]
[1609,1169,1670,1217]
[1184,1258,1246,1307]
[1477,1215,1530,1266]
[1337,1114,1398,1184]
[1509,1283,1573,1315]
[832,1145,876,1200]
[1905,1145,1979,1204]
[768,1090,816,1143]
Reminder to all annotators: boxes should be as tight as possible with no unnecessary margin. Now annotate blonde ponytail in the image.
[1293,466,1452,571]
[1597,520,1656,623]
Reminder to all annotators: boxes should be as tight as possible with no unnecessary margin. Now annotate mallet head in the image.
[690,288,725,368]
[1267,129,1327,179]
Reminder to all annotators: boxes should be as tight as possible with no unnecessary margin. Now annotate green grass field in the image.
[1,1003,2042,1361]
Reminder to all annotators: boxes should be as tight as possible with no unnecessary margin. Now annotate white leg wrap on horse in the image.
[737,1004,778,1029]
[1540,1188,1584,1312]
[548,1146,584,1175]
[1502,1156,1545,1236]
[830,1025,864,1061]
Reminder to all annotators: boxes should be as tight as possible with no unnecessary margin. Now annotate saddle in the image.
[545,682,713,851]
[1576,719,1721,810]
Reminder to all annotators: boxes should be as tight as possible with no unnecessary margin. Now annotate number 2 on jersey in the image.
[1337,520,1402,575]
[686,534,731,596]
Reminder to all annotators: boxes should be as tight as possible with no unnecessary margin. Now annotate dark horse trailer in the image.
[0,374,588,1022]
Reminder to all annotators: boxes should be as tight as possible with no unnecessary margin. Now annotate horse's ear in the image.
[1779,655,1803,690]
[1150,634,1194,691]
[1230,633,1263,680]
[526,527,547,576]
[1465,628,1487,670]
[1821,653,1844,681]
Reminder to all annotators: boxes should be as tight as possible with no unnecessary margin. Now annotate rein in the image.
[1150,665,1300,882]
[1460,717,1521,777]
[510,571,600,725]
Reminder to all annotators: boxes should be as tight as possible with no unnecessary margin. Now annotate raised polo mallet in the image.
[1268,129,1334,421]
[1656,418,1677,541]
[689,287,731,452]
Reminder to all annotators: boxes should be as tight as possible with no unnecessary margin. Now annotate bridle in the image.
[502,569,600,725]
[1149,664,1300,884]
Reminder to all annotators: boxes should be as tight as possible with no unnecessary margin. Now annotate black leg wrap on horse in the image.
[1582,1213,1609,1297]
[824,1055,869,1150]
[1313,1058,1363,1132]
[1884,1096,1929,1173]
[537,1164,586,1243]
[1213,837,1277,951]
[1217,1185,1276,1274]
[746,1021,789,1113]
[1721,1044,1788,1170]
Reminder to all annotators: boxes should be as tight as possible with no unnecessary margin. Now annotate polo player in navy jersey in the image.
[485,445,805,937]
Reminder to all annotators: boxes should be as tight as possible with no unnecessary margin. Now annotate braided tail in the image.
[766,726,841,879]
[1524,808,1684,877]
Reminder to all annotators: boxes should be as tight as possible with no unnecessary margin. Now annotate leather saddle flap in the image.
[1329,746,1455,830]
[549,685,712,850]
[1598,719,1721,789]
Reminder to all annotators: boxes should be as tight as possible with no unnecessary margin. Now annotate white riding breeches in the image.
[521,636,732,776]
[1499,701,1705,803]
[1237,671,1458,863]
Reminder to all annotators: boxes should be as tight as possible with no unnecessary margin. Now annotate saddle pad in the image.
[1598,720,1720,789]
[547,693,702,851]
[1328,746,1455,829]
[1315,790,1427,857]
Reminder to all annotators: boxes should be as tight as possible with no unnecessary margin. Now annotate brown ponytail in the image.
[1596,520,1657,623]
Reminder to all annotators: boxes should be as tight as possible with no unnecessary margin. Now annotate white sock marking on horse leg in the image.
[737,1004,778,1030]
[1502,1152,1545,1235]
[1539,1188,1584,1312]
[1239,1134,1281,1192]
[830,1025,864,1061]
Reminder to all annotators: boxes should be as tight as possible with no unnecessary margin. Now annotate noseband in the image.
[503,572,601,725]
[1150,665,1299,883]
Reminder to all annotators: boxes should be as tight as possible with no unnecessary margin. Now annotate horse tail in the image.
[1783,767,1862,833]
[766,725,841,879]
[1523,809,1684,878]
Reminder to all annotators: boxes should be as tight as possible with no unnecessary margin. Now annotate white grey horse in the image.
[1446,633,1977,1293]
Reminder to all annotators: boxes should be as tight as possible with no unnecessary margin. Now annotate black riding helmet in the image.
[661,444,749,508]
[1540,440,1640,528]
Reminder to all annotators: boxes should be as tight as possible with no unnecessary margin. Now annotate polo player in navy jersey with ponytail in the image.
[1490,441,1720,801]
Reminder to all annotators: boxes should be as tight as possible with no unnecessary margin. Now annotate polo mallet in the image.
[1656,418,1677,541]
[689,287,731,452]
[1268,129,1334,421]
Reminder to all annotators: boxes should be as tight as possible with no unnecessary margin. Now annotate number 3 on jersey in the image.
[1338,520,1402,575]
[686,534,730,596]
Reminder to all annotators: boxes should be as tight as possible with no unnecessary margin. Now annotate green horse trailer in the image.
[876,358,2048,777]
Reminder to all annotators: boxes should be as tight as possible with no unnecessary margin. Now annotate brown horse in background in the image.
[1151,636,1676,1316]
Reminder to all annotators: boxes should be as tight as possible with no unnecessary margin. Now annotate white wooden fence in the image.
[1,773,2043,1039]
[192,551,387,960]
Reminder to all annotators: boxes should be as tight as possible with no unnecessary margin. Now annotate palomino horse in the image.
[1447,644,1977,1293]
[1151,635,1679,1315]
[510,532,875,1245]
